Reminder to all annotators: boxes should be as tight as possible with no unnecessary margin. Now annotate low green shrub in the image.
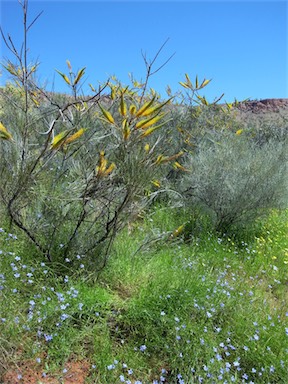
[180,132,288,233]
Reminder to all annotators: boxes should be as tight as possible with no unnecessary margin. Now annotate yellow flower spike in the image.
[64,128,86,145]
[3,64,17,76]
[161,151,184,164]
[129,104,137,115]
[152,180,161,188]
[173,161,188,171]
[99,151,107,170]
[179,81,190,89]
[185,73,192,86]
[119,93,127,116]
[171,224,185,238]
[0,121,13,141]
[199,78,212,89]
[140,98,173,117]
[96,151,115,177]
[103,162,116,176]
[89,83,96,92]
[133,80,144,88]
[66,60,72,70]
[136,113,165,130]
[236,129,243,135]
[31,97,40,107]
[96,151,108,176]
[30,65,37,73]
[144,143,150,152]
[55,69,71,85]
[50,131,69,150]
[140,119,171,138]
[122,119,131,140]
[196,94,209,106]
[99,105,115,124]
[155,155,164,165]
[73,67,86,86]
[154,151,184,166]
[110,86,116,100]
[135,96,156,117]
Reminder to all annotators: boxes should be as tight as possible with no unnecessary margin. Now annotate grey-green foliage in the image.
[0,1,178,273]
[243,117,288,146]
[0,77,174,272]
[181,132,288,232]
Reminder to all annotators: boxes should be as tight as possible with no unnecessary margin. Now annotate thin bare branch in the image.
[27,10,44,31]
[0,28,22,64]
[139,38,174,102]
[0,27,11,52]
[8,34,19,56]
[150,51,176,76]
[150,37,170,68]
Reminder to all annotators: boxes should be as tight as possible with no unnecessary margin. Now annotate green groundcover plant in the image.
[0,206,287,383]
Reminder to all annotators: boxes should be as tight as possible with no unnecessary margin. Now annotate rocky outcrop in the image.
[235,98,288,114]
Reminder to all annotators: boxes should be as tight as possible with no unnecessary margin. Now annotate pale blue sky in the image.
[0,0,287,102]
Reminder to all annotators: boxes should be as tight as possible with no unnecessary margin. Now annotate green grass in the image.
[0,206,288,383]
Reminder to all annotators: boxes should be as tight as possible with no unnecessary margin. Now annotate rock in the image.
[235,98,288,114]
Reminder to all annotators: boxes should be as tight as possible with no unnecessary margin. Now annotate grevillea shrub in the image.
[0,69,186,271]
[0,1,186,271]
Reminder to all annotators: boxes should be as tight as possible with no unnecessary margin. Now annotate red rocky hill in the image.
[230,98,288,129]
[235,98,288,114]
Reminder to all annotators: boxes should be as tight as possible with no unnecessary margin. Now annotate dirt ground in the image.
[2,359,91,384]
